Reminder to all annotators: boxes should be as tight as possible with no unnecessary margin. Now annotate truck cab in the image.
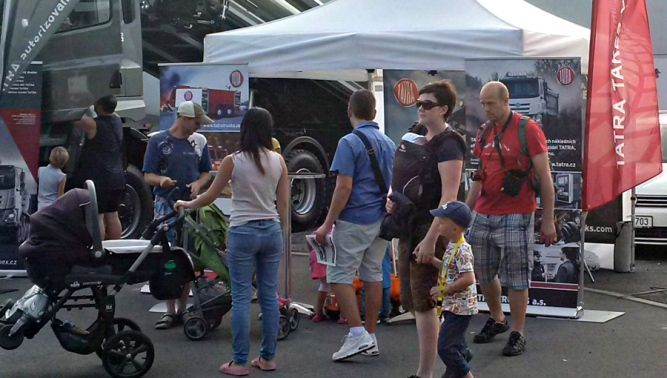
[633,112,667,245]
[24,0,154,239]
[500,74,560,128]
[0,165,29,244]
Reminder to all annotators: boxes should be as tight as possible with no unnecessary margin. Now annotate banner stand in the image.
[577,211,588,319]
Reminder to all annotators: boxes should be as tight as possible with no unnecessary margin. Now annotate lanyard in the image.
[436,235,465,317]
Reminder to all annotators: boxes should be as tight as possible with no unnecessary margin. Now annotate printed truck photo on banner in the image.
[383,70,466,145]
[464,58,583,172]
[0,63,43,275]
[159,63,250,170]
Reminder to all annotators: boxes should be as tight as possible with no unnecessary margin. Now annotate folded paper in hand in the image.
[305,235,336,266]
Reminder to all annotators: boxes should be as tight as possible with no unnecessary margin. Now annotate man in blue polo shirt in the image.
[315,89,395,361]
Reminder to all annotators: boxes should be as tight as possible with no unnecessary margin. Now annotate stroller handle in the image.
[141,188,187,240]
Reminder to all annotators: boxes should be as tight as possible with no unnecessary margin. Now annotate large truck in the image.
[2,0,347,238]
[0,165,30,244]
[500,73,559,128]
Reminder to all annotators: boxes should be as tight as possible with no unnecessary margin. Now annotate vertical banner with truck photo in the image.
[464,58,584,317]
[383,70,467,146]
[0,62,43,276]
[159,63,250,171]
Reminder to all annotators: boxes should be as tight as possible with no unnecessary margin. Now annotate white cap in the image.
[177,101,214,125]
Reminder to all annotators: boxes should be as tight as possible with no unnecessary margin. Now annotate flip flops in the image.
[251,357,276,371]
[220,361,249,376]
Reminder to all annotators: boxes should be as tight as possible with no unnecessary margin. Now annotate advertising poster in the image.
[382,70,466,146]
[464,58,584,316]
[159,63,250,170]
[0,62,43,276]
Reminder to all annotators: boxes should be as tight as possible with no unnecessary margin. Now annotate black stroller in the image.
[0,181,194,378]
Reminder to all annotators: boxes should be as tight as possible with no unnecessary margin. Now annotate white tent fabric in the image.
[204,0,590,80]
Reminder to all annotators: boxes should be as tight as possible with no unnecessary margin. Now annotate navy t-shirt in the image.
[142,131,212,200]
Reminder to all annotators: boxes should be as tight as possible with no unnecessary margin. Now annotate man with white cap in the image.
[143,100,214,329]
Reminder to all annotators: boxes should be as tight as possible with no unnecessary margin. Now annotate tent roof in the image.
[204,0,590,80]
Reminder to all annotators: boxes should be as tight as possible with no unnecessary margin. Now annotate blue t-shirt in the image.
[143,131,212,201]
[331,122,395,225]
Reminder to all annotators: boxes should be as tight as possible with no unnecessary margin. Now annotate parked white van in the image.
[634,111,667,245]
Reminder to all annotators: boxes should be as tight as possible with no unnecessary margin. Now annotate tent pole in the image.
[367,69,375,91]
[577,211,587,318]
[630,188,636,271]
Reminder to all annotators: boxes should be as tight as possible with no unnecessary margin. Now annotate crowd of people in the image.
[39,78,558,378]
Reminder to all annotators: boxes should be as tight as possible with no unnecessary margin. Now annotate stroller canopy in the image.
[19,188,94,264]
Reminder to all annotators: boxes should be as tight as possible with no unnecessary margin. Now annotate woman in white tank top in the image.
[176,108,290,375]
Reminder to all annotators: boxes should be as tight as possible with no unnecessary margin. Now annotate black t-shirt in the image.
[416,129,466,213]
[78,115,126,190]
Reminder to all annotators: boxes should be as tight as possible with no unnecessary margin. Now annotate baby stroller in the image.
[178,204,299,341]
[0,181,194,378]
[176,204,233,341]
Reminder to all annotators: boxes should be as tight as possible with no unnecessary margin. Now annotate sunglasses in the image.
[415,100,442,110]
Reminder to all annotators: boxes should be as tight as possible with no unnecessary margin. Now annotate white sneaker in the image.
[361,343,379,356]
[332,331,375,361]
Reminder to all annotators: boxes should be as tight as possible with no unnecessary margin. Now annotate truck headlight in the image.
[3,212,15,222]
[533,114,543,124]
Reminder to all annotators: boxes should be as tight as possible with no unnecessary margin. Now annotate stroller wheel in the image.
[184,316,209,341]
[277,315,290,341]
[288,307,299,331]
[101,330,154,378]
[205,314,223,330]
[0,324,24,350]
[96,318,142,359]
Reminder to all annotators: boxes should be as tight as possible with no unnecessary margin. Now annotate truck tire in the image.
[215,105,234,119]
[286,149,326,232]
[120,165,154,239]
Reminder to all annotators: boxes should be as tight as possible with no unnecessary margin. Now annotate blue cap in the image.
[430,201,472,228]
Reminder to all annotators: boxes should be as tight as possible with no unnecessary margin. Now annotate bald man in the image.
[465,81,556,356]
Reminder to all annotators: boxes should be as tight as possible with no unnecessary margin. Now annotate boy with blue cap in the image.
[427,201,477,378]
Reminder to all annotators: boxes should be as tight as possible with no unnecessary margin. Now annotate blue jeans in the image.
[227,220,283,365]
[438,312,472,377]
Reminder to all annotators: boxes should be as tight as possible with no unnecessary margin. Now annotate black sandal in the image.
[155,313,175,329]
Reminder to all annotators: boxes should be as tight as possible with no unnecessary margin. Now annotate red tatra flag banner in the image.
[583,0,662,211]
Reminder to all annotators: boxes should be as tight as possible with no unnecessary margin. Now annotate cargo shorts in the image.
[327,219,388,284]
[397,221,447,313]
[467,212,534,291]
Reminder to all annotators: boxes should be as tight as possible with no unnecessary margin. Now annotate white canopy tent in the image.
[204,0,591,80]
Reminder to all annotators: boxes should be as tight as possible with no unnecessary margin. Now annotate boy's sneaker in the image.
[502,331,526,356]
[332,331,375,361]
[473,317,509,343]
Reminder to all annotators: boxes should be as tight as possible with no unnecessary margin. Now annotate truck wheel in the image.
[215,105,234,119]
[286,149,326,232]
[120,165,154,239]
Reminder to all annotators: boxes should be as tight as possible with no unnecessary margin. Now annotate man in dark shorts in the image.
[74,95,126,240]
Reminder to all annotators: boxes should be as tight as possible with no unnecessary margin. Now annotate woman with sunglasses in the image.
[176,107,290,376]
[388,80,466,378]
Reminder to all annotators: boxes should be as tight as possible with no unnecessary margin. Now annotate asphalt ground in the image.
[0,237,666,378]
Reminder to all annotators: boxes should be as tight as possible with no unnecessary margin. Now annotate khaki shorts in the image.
[327,219,388,284]
[398,222,447,313]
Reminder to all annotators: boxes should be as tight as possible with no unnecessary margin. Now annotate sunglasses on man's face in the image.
[415,100,441,110]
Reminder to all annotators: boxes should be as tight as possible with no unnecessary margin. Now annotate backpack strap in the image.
[517,116,531,171]
[353,129,388,194]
